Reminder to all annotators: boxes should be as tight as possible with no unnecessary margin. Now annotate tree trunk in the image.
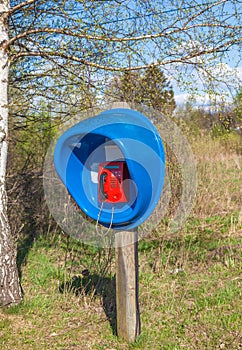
[0,1,22,306]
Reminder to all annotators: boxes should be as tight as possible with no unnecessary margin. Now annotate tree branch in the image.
[8,0,36,16]
[10,37,241,72]
[4,20,242,51]
[183,0,227,28]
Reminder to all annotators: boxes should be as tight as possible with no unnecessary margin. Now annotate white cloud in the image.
[175,92,232,107]
[209,63,242,86]
[174,63,242,106]
[174,93,190,105]
[235,65,242,80]
[174,93,210,107]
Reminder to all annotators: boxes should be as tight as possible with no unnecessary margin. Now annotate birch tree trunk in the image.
[0,1,22,306]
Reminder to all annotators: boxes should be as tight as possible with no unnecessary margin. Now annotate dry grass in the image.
[191,135,242,218]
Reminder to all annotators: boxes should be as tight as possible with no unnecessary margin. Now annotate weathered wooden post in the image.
[115,229,140,342]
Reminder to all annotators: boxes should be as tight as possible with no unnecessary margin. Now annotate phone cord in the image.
[95,202,114,237]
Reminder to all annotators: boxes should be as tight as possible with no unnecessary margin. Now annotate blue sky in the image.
[172,46,242,106]
[10,0,241,109]
[174,63,242,106]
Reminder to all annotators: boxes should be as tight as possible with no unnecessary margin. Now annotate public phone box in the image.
[98,161,129,203]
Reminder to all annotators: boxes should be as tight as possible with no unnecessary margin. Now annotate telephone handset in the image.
[99,172,108,201]
[98,161,129,203]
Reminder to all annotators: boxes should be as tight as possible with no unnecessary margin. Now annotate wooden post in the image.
[115,229,140,342]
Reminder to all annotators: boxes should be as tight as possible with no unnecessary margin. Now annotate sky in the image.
[10,0,241,110]
[170,0,242,106]
[174,62,242,106]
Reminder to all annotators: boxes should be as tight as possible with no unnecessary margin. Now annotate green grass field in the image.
[1,135,241,349]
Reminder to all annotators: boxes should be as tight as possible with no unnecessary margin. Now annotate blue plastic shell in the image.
[54,108,165,230]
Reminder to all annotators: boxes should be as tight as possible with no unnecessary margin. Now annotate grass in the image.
[1,134,242,349]
[1,212,241,350]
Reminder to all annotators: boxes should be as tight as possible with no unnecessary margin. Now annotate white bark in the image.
[0,3,9,187]
[0,1,22,306]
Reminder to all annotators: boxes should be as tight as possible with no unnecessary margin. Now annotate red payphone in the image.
[98,161,129,203]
